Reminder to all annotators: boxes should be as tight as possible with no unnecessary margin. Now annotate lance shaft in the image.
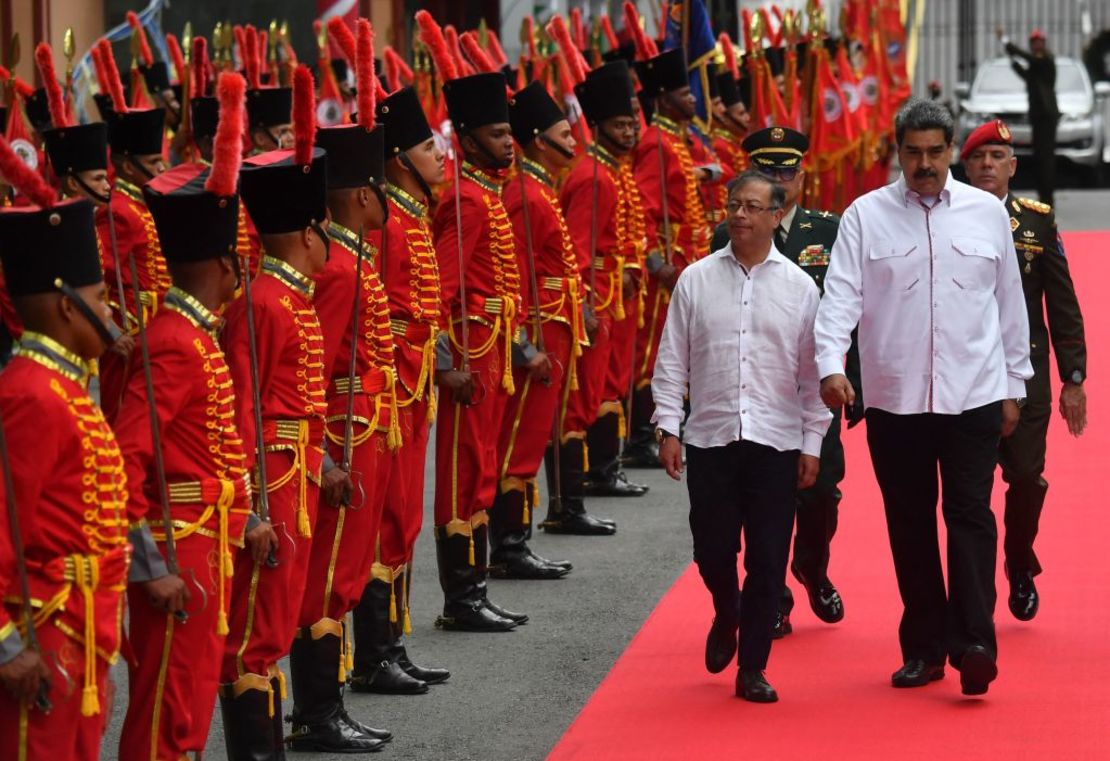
[451,145,471,374]
[587,145,600,310]
[516,157,545,353]
[341,225,365,480]
[654,126,674,265]
[240,254,277,567]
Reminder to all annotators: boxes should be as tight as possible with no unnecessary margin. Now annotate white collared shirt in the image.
[815,173,1033,415]
[652,243,831,456]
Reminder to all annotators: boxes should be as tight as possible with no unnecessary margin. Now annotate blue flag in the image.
[663,0,717,130]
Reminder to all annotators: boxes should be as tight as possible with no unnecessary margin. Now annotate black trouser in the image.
[794,408,844,582]
[866,403,1001,668]
[999,354,1052,576]
[1031,115,1058,206]
[687,440,798,671]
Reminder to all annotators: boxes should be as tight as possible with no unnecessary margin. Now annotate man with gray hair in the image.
[652,171,831,702]
[816,98,1033,696]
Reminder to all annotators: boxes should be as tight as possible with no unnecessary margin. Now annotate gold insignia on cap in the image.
[770,127,785,142]
[997,121,1011,141]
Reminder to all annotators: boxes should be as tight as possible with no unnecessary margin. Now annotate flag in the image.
[663,0,716,130]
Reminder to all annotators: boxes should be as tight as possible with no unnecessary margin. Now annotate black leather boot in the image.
[388,569,450,685]
[473,521,530,624]
[286,625,387,753]
[349,578,428,695]
[270,674,288,760]
[584,412,650,496]
[219,678,281,761]
[622,387,663,469]
[490,488,570,579]
[434,527,518,632]
[542,439,617,535]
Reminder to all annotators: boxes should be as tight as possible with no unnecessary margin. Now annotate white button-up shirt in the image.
[815,173,1033,415]
[651,244,831,457]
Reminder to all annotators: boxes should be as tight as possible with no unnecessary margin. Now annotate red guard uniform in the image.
[219,255,327,694]
[498,158,587,528]
[115,288,251,760]
[95,178,170,421]
[633,114,711,387]
[297,221,399,635]
[0,334,130,761]
[376,184,440,618]
[712,127,748,176]
[561,144,647,444]
[431,162,522,535]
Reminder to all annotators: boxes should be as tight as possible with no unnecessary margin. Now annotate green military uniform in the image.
[999,194,1086,578]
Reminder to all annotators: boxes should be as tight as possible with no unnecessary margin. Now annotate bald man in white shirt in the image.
[652,172,831,703]
[816,99,1033,697]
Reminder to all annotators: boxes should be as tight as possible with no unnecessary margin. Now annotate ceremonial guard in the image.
[245,79,294,153]
[628,42,711,467]
[495,79,586,578]
[217,66,329,760]
[417,11,530,632]
[114,72,250,761]
[350,84,450,691]
[961,119,1087,621]
[0,138,129,761]
[709,58,750,177]
[90,38,169,422]
[550,60,642,533]
[287,21,394,752]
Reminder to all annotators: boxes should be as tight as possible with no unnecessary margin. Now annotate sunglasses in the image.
[757,167,799,182]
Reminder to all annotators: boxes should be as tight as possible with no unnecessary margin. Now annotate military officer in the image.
[961,118,1087,621]
[712,127,863,638]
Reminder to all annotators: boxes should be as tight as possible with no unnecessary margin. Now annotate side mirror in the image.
[1094,81,1110,98]
[954,81,971,99]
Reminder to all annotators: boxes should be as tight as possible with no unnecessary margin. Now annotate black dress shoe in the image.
[1008,571,1039,621]
[286,714,387,753]
[891,660,945,687]
[791,563,845,624]
[489,550,571,580]
[482,598,529,625]
[959,645,997,696]
[771,611,792,640]
[705,617,738,674]
[348,660,429,695]
[435,602,518,632]
[339,710,393,742]
[736,670,778,703]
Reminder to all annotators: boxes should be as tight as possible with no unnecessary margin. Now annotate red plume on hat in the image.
[570,8,586,51]
[205,72,245,197]
[460,32,498,74]
[719,32,740,80]
[547,15,588,85]
[34,43,70,129]
[382,46,411,93]
[486,30,508,68]
[522,16,538,61]
[327,17,357,65]
[415,10,458,82]
[96,39,129,113]
[192,36,210,98]
[293,65,316,166]
[126,11,155,67]
[601,15,621,51]
[0,136,57,209]
[624,2,658,60]
[444,26,475,77]
[355,19,376,130]
[165,34,186,86]
[244,26,262,89]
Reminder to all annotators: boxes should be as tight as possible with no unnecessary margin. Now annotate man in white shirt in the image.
[652,172,831,703]
[815,99,1033,697]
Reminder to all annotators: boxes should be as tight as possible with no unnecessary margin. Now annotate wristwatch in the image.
[1069,370,1085,385]
[654,428,678,444]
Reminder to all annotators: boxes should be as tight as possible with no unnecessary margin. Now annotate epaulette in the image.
[1018,197,1052,215]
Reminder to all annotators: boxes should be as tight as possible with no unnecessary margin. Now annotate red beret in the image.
[1030,28,1046,41]
[960,119,1012,161]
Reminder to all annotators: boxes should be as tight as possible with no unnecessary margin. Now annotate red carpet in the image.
[548,231,1110,761]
